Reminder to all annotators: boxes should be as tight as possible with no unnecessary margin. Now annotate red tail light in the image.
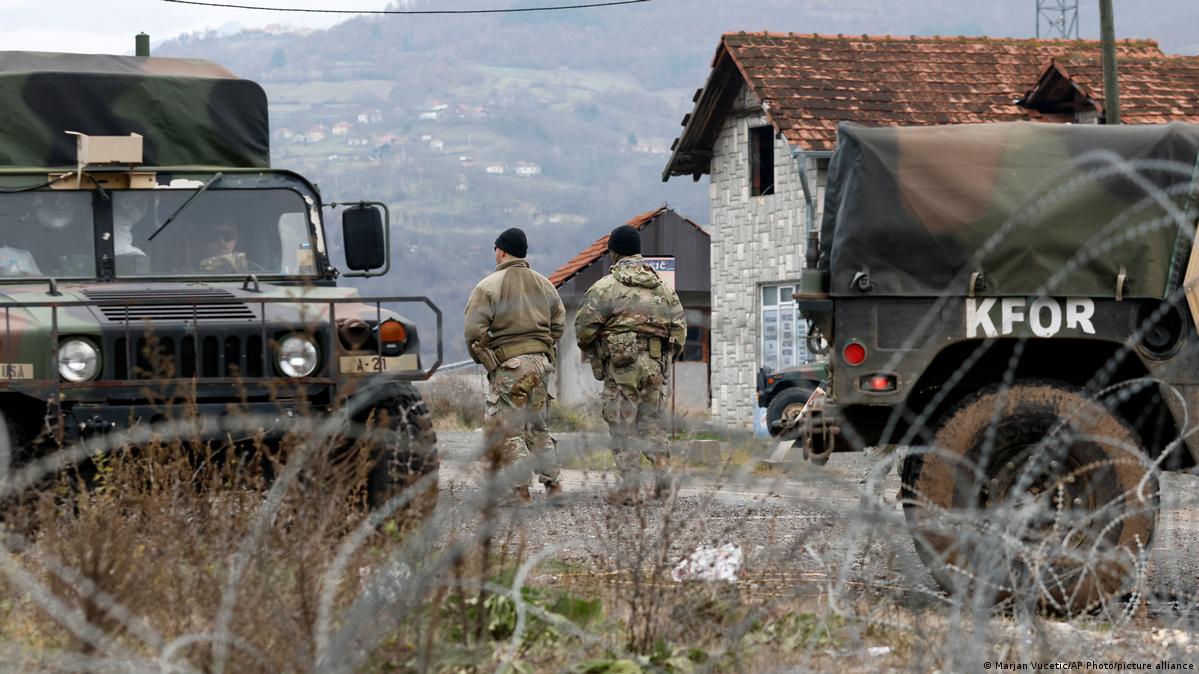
[843,341,867,366]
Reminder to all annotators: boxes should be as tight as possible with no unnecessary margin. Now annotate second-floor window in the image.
[750,125,775,197]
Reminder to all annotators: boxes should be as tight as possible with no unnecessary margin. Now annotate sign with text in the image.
[643,257,676,290]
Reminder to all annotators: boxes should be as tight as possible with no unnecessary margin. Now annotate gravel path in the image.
[434,431,1199,607]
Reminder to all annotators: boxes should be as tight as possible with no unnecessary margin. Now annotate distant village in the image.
[272,102,670,174]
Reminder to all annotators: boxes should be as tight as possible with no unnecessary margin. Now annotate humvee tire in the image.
[900,382,1157,613]
[359,383,439,529]
[766,386,814,441]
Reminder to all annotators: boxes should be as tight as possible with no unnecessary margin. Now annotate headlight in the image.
[277,334,319,378]
[58,338,100,382]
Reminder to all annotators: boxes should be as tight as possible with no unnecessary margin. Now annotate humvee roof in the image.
[0,51,268,169]
[819,122,1199,300]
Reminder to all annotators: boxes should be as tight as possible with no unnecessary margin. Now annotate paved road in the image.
[434,431,1199,607]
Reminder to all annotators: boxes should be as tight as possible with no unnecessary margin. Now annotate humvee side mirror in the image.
[342,204,386,272]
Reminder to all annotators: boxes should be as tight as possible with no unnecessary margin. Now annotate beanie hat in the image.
[494,227,528,258]
[607,225,640,256]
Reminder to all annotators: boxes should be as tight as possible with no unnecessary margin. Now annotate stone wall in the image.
[708,84,824,428]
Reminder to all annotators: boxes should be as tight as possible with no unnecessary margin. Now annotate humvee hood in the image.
[612,257,663,289]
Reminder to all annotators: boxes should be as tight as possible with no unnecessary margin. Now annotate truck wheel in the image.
[358,384,439,529]
[766,386,814,440]
[900,382,1157,614]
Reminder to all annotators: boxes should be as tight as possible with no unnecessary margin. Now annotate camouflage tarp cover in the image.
[0,51,269,168]
[819,122,1199,299]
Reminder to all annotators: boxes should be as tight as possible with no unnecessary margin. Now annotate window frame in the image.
[749,125,776,197]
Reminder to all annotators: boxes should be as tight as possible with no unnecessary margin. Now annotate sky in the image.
[0,0,386,54]
[1,0,1196,56]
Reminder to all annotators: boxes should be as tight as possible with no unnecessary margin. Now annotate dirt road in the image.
[437,430,1199,606]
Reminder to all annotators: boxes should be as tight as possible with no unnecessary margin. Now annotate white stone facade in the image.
[708,85,826,428]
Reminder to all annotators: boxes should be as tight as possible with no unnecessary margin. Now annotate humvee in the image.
[797,121,1199,611]
[0,51,441,511]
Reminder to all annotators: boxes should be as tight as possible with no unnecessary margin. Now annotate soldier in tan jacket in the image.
[465,227,565,503]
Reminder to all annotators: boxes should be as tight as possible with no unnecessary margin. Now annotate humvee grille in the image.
[113,334,268,379]
[84,289,256,322]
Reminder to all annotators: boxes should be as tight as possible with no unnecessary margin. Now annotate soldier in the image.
[575,225,686,505]
[465,227,565,503]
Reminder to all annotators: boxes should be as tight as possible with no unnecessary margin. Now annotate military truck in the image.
[0,51,441,512]
[797,121,1199,611]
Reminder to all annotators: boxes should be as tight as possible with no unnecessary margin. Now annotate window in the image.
[749,125,775,197]
[680,325,709,362]
[761,283,811,370]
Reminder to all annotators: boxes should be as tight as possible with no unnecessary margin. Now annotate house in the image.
[332,121,353,136]
[429,138,444,152]
[549,207,711,410]
[514,161,542,177]
[304,125,327,143]
[419,111,440,121]
[662,33,1199,428]
[485,164,505,175]
[358,109,383,124]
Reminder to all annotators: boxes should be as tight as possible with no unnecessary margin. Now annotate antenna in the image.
[1037,0,1080,39]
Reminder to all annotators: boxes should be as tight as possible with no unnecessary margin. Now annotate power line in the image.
[162,0,650,14]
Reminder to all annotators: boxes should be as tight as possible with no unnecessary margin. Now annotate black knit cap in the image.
[494,227,528,258]
[607,225,640,256]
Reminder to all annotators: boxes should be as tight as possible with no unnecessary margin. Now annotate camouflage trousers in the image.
[602,352,669,473]
[484,353,560,487]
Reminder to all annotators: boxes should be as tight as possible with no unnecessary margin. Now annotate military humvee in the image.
[797,121,1199,611]
[0,51,441,511]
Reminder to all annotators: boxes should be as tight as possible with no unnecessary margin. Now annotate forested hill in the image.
[154,0,1199,361]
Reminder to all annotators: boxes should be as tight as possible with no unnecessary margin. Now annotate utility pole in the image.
[1099,0,1121,124]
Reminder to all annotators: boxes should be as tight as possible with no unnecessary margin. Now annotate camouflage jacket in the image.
[575,255,686,360]
[464,258,565,364]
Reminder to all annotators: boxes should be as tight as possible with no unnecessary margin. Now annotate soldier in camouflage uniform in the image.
[465,227,566,503]
[576,225,686,505]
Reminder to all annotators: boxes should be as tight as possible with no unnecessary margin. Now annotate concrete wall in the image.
[708,84,825,428]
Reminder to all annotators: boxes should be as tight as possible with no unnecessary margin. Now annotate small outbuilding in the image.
[549,207,712,411]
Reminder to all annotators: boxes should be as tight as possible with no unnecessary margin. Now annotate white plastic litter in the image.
[671,543,743,582]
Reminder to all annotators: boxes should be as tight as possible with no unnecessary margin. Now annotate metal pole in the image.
[1099,0,1121,124]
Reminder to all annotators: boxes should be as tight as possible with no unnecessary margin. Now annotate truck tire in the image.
[900,382,1157,614]
[358,383,439,529]
[766,386,814,440]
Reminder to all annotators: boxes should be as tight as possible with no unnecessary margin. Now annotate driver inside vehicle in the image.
[197,223,255,273]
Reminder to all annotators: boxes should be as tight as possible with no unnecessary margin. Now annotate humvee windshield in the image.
[115,189,315,277]
[0,188,317,279]
[0,192,95,277]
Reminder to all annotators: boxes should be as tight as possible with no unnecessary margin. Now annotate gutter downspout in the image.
[793,146,833,283]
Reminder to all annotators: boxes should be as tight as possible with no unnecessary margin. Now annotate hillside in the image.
[154,0,1199,362]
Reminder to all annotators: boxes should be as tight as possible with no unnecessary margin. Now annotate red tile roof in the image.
[664,33,1165,179]
[1022,54,1199,124]
[548,207,706,288]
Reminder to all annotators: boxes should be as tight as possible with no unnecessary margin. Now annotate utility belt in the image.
[477,339,552,373]
[603,331,666,367]
[636,335,665,359]
[493,339,552,363]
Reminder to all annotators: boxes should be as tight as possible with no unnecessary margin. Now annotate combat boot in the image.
[605,485,639,507]
[545,480,565,506]
[511,485,532,505]
[652,455,673,500]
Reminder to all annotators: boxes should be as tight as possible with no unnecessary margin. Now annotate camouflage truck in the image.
[0,51,441,512]
[797,121,1199,611]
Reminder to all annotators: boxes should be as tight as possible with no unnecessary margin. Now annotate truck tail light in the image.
[860,373,898,393]
[843,341,867,366]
